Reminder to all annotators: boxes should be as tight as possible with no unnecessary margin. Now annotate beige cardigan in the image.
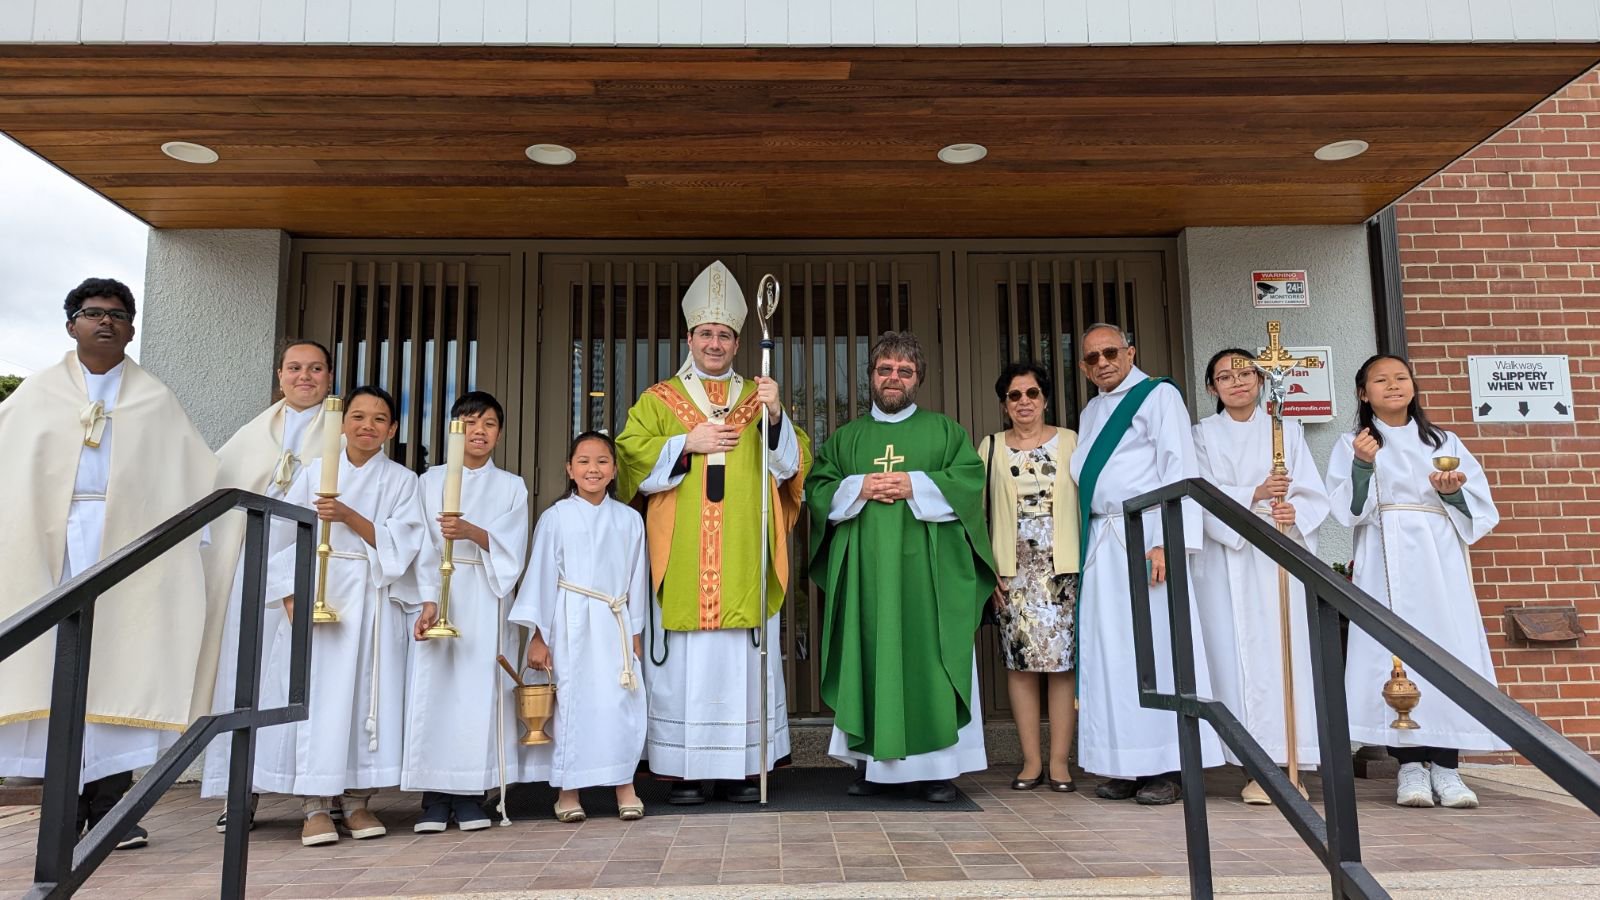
[983,427,1082,578]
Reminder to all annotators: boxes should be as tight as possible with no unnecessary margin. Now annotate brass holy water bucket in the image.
[514,666,556,746]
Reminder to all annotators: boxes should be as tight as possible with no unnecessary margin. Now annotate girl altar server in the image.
[1328,355,1505,810]
[255,385,425,846]
[1191,348,1329,806]
[402,391,534,833]
[510,431,650,822]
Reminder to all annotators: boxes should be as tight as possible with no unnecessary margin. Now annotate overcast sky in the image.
[0,135,148,377]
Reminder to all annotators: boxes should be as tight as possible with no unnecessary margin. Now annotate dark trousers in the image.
[75,770,134,834]
[1387,746,1459,769]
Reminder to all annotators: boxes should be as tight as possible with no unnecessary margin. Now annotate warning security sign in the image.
[1468,356,1575,423]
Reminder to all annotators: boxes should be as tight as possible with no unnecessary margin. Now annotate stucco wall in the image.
[1178,225,1380,566]
[140,229,287,448]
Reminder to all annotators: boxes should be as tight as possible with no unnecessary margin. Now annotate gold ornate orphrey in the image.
[1233,321,1323,792]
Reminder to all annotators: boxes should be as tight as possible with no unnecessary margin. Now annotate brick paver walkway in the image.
[3,767,1598,898]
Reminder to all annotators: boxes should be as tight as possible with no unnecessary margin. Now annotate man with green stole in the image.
[615,260,811,805]
[806,330,997,802]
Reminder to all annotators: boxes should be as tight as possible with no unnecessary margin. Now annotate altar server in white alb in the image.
[200,339,334,830]
[1192,347,1329,806]
[1329,354,1505,810]
[511,431,650,822]
[0,278,217,852]
[402,391,533,833]
[254,386,425,847]
[1069,324,1223,806]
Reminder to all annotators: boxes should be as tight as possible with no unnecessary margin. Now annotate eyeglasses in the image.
[1211,369,1258,386]
[1005,387,1043,402]
[73,308,132,324]
[1081,347,1124,366]
[874,365,916,380]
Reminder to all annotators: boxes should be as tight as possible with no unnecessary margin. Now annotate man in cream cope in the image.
[616,260,811,805]
[0,278,218,850]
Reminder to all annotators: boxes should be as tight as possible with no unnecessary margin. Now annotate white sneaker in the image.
[1396,762,1434,807]
[1430,765,1480,809]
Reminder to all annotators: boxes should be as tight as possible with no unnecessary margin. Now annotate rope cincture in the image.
[557,579,639,691]
[80,399,109,448]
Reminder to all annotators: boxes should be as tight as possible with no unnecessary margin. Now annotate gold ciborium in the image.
[1383,654,1422,730]
[499,655,555,745]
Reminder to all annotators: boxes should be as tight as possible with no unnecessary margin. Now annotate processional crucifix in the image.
[1232,321,1321,792]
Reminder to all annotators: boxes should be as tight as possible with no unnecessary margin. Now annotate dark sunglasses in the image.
[1005,387,1043,402]
[1081,347,1124,366]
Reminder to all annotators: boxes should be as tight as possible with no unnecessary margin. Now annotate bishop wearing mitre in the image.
[0,278,218,851]
[615,260,812,805]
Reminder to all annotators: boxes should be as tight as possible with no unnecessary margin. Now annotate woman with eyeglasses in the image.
[1190,348,1330,806]
[980,362,1081,792]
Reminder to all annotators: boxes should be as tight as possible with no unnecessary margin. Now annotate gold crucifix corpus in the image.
[873,445,905,473]
[1233,321,1323,475]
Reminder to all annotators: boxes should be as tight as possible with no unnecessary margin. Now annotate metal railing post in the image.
[221,507,270,898]
[1307,588,1362,899]
[34,604,95,891]
[1159,497,1212,898]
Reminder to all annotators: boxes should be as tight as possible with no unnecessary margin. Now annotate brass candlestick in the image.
[422,512,463,639]
[311,491,341,624]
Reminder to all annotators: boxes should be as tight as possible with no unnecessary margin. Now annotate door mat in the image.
[505,766,981,816]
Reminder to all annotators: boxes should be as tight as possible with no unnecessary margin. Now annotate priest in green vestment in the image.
[806,330,996,802]
[614,260,812,805]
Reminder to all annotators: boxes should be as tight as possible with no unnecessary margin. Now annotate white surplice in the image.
[509,495,650,789]
[201,402,320,799]
[401,462,534,793]
[638,365,796,780]
[251,451,425,797]
[822,403,987,783]
[1328,420,1508,753]
[1192,409,1328,768]
[0,362,177,787]
[1069,365,1224,779]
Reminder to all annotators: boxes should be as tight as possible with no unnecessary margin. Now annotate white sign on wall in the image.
[1273,346,1335,423]
[1252,270,1310,309]
[1468,355,1575,423]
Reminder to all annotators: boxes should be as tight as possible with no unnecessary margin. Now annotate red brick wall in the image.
[1394,69,1600,761]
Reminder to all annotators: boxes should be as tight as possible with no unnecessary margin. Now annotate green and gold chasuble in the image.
[616,376,812,631]
[806,409,997,761]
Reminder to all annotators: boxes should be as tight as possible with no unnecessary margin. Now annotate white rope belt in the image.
[453,556,484,567]
[557,578,638,691]
[328,550,367,561]
[70,493,107,501]
[1089,512,1127,553]
[1378,503,1448,517]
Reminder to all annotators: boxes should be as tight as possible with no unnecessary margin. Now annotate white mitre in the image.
[682,260,747,334]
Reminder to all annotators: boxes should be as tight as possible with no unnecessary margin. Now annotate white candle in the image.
[443,419,466,513]
[318,397,343,494]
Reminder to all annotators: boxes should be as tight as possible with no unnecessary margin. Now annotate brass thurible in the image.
[1384,655,1423,730]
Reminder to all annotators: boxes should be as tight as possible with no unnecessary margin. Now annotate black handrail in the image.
[1121,477,1600,900]
[0,488,316,900]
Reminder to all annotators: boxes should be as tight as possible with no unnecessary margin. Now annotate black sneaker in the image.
[1094,777,1140,801]
[414,800,451,834]
[920,780,957,803]
[722,780,759,803]
[668,782,707,805]
[214,794,259,834]
[847,777,891,797]
[114,825,148,851]
[1135,775,1182,806]
[451,795,492,831]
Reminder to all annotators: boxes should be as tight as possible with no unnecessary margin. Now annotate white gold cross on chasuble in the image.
[874,445,905,473]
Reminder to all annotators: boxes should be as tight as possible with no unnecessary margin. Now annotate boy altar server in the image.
[0,278,218,851]
[403,392,534,832]
[254,386,425,846]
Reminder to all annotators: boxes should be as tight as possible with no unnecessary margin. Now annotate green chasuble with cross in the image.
[806,409,997,761]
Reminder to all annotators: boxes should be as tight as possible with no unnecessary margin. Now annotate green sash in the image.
[1073,376,1171,686]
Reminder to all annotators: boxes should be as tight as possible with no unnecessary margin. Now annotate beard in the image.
[872,380,918,414]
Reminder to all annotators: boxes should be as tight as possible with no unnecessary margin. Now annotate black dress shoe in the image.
[114,825,148,850]
[668,782,707,805]
[723,780,760,803]
[1094,777,1139,800]
[1135,776,1181,806]
[920,780,958,803]
[1010,770,1044,791]
[1046,767,1076,793]
[847,777,891,797]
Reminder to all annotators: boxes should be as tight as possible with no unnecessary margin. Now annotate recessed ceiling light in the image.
[938,143,988,165]
[161,141,219,164]
[1314,139,1369,161]
[525,143,577,165]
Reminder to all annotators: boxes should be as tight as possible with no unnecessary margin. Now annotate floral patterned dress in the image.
[996,436,1078,673]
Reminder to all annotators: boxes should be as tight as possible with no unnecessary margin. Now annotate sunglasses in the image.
[1081,347,1124,366]
[1005,387,1043,402]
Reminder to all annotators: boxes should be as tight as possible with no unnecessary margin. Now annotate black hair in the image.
[565,430,619,498]
[345,385,398,422]
[450,390,505,425]
[277,337,333,371]
[64,277,136,322]
[994,361,1052,403]
[1353,354,1446,450]
[1204,347,1259,414]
